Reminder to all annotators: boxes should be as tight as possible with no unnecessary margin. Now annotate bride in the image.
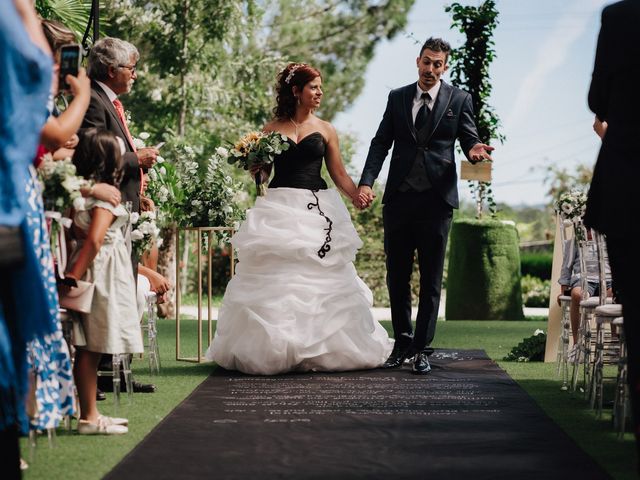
[206,63,392,375]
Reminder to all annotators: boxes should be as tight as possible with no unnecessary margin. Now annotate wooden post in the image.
[544,216,565,362]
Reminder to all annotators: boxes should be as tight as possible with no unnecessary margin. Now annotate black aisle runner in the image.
[105,350,611,480]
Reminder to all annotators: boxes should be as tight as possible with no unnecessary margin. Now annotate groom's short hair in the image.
[419,37,451,61]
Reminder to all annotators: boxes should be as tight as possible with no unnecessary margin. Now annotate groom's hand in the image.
[469,143,495,163]
[356,185,375,209]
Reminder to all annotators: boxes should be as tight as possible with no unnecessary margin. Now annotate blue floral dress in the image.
[24,169,74,431]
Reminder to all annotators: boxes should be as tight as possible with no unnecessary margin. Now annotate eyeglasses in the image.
[118,64,137,73]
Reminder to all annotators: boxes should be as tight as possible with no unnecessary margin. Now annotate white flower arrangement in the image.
[38,155,90,212]
[131,210,161,258]
[554,190,587,221]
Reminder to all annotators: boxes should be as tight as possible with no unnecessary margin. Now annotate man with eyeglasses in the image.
[81,37,158,395]
[83,37,157,214]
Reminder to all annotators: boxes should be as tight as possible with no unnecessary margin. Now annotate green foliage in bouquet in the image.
[503,329,547,362]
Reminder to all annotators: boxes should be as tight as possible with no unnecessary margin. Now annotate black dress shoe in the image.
[130,381,156,393]
[382,345,413,369]
[96,388,106,401]
[412,352,431,375]
[98,377,157,393]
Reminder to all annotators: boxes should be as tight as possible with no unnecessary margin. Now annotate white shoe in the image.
[99,415,128,426]
[78,418,128,435]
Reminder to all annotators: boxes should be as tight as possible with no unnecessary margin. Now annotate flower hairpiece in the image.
[285,64,304,84]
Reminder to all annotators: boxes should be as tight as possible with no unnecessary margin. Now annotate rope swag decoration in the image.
[307,190,333,258]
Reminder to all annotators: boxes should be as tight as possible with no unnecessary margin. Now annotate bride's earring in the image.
[296,96,301,106]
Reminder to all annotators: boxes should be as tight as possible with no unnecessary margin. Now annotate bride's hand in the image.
[249,164,271,183]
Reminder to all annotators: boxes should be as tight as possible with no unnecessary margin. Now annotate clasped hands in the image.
[352,185,375,210]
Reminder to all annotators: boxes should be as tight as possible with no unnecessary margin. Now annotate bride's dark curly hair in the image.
[273,63,322,120]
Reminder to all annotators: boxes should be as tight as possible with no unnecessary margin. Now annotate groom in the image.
[357,37,493,374]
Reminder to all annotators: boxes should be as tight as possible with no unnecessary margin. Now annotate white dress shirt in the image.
[412,81,441,123]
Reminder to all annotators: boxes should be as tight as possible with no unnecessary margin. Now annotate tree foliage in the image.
[103,0,414,149]
[35,0,94,41]
[446,0,503,218]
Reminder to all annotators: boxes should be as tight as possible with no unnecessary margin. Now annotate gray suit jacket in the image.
[359,81,480,208]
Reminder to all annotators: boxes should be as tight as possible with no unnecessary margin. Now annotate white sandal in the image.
[78,416,128,435]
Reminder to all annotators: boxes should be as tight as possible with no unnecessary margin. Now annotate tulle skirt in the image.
[206,188,392,375]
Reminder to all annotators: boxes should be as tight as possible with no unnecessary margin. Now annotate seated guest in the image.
[63,128,144,435]
[557,232,612,358]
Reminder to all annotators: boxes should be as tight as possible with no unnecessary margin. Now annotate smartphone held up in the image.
[58,44,82,92]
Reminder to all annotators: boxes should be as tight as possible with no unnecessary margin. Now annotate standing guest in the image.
[64,129,144,435]
[82,37,157,393]
[0,0,52,476]
[82,37,157,214]
[584,0,640,469]
[357,37,493,374]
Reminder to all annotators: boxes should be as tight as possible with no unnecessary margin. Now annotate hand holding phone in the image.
[59,44,82,92]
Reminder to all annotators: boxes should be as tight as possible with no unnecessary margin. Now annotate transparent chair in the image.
[97,354,133,410]
[570,223,612,394]
[612,317,629,437]
[142,291,161,374]
[589,231,622,415]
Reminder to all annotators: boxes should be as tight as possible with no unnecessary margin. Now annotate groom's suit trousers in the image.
[383,188,453,352]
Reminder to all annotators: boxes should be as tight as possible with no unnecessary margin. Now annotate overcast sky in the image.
[333,0,612,207]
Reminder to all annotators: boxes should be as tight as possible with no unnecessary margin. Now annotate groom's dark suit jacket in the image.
[584,0,640,238]
[81,81,142,213]
[359,80,480,208]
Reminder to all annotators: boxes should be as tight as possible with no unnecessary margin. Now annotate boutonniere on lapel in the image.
[446,109,455,118]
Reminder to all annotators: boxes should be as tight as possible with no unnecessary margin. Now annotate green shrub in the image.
[521,274,551,308]
[503,330,547,361]
[520,251,552,280]
[446,219,524,320]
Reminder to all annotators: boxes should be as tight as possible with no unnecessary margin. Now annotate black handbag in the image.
[0,225,25,269]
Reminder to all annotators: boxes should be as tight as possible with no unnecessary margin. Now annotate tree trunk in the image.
[178,0,190,137]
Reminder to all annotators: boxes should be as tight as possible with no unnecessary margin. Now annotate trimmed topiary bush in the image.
[446,218,524,320]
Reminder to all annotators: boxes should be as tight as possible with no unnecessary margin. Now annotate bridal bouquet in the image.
[131,210,161,258]
[554,189,587,221]
[227,131,290,195]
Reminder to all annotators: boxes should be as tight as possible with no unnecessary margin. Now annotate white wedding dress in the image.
[206,132,392,375]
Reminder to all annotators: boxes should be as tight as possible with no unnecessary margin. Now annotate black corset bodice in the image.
[269,132,328,190]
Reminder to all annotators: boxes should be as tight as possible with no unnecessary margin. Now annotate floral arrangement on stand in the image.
[227,131,290,196]
[555,189,588,240]
[143,141,243,233]
[555,189,587,221]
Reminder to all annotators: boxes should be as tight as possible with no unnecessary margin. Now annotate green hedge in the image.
[521,274,551,308]
[520,251,553,280]
[446,218,524,320]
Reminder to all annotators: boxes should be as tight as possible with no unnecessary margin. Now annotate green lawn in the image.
[21,319,637,479]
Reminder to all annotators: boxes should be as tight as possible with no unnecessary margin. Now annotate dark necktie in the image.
[414,92,431,131]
